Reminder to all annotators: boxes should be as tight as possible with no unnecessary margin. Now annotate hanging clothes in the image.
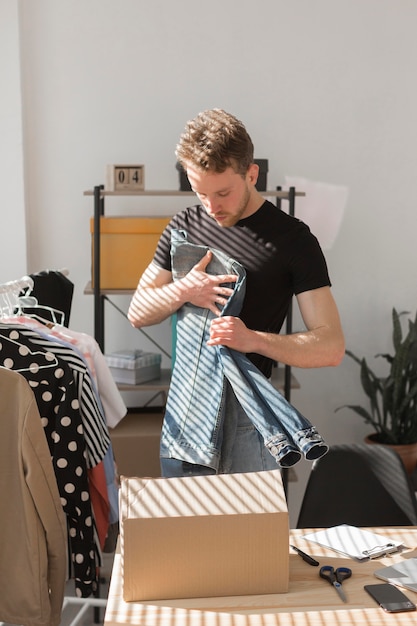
[1,319,124,542]
[0,367,67,626]
[43,323,127,429]
[23,269,74,325]
[1,322,111,467]
[0,273,127,586]
[0,323,100,597]
[2,314,125,544]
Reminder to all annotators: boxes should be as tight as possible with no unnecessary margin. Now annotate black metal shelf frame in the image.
[88,184,301,404]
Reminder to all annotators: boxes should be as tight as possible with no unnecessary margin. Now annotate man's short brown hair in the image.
[175,109,254,177]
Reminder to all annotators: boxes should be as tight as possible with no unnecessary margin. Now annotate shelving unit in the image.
[84,185,304,402]
[84,187,195,355]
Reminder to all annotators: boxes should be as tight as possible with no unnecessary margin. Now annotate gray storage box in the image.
[105,350,162,385]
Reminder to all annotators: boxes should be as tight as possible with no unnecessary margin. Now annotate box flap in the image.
[120,469,287,521]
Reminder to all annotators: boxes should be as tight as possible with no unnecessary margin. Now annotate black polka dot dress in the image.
[0,323,106,597]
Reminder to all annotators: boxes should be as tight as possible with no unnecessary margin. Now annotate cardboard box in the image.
[105,350,162,385]
[90,216,170,289]
[120,469,289,602]
[110,410,163,478]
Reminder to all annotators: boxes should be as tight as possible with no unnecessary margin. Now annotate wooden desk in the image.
[104,527,417,625]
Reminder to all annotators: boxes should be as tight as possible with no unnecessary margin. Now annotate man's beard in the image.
[215,185,251,228]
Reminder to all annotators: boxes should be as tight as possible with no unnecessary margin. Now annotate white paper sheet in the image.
[303,524,403,561]
[374,559,417,593]
[284,176,348,250]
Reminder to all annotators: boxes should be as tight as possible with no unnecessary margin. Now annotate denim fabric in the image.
[217,382,282,474]
[160,229,328,472]
[161,380,279,477]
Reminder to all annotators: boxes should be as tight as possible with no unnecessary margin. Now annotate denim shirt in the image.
[160,229,328,471]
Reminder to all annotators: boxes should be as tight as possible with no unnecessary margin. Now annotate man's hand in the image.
[182,251,237,316]
[207,315,255,352]
[128,251,237,327]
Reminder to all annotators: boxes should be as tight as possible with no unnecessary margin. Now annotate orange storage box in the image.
[90,216,171,290]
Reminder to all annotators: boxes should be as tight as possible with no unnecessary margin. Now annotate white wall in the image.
[0,0,26,282]
[10,0,417,522]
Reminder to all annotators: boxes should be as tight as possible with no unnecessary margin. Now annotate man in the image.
[128,108,345,477]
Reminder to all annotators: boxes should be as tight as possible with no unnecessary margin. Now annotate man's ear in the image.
[247,162,259,186]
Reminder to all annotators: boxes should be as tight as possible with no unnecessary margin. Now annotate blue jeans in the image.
[161,381,278,477]
[160,230,328,475]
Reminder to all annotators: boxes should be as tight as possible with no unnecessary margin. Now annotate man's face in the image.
[186,164,259,228]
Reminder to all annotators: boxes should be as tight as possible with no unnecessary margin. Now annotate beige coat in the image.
[0,367,67,626]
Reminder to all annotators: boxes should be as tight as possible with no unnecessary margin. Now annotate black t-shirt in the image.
[153,200,331,376]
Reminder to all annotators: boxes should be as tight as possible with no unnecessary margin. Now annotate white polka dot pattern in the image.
[0,323,101,597]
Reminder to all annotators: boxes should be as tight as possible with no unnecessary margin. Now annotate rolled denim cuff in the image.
[265,435,302,468]
[293,427,329,461]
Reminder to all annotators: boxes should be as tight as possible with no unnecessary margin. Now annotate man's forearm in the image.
[128,282,186,328]
[252,327,345,369]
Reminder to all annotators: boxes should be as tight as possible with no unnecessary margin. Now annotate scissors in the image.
[319,565,352,602]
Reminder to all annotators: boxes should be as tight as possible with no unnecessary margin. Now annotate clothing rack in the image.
[0,270,114,625]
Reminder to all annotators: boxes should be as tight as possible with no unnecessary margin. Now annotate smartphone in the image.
[364,583,416,613]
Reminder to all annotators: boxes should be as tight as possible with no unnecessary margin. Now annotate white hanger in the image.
[0,325,60,373]
[0,275,65,325]
[17,295,65,326]
[0,275,61,372]
[0,276,34,318]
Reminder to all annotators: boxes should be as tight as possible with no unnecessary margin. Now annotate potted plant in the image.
[337,308,417,473]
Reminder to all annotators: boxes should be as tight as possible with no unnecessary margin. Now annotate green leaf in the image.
[339,308,417,444]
